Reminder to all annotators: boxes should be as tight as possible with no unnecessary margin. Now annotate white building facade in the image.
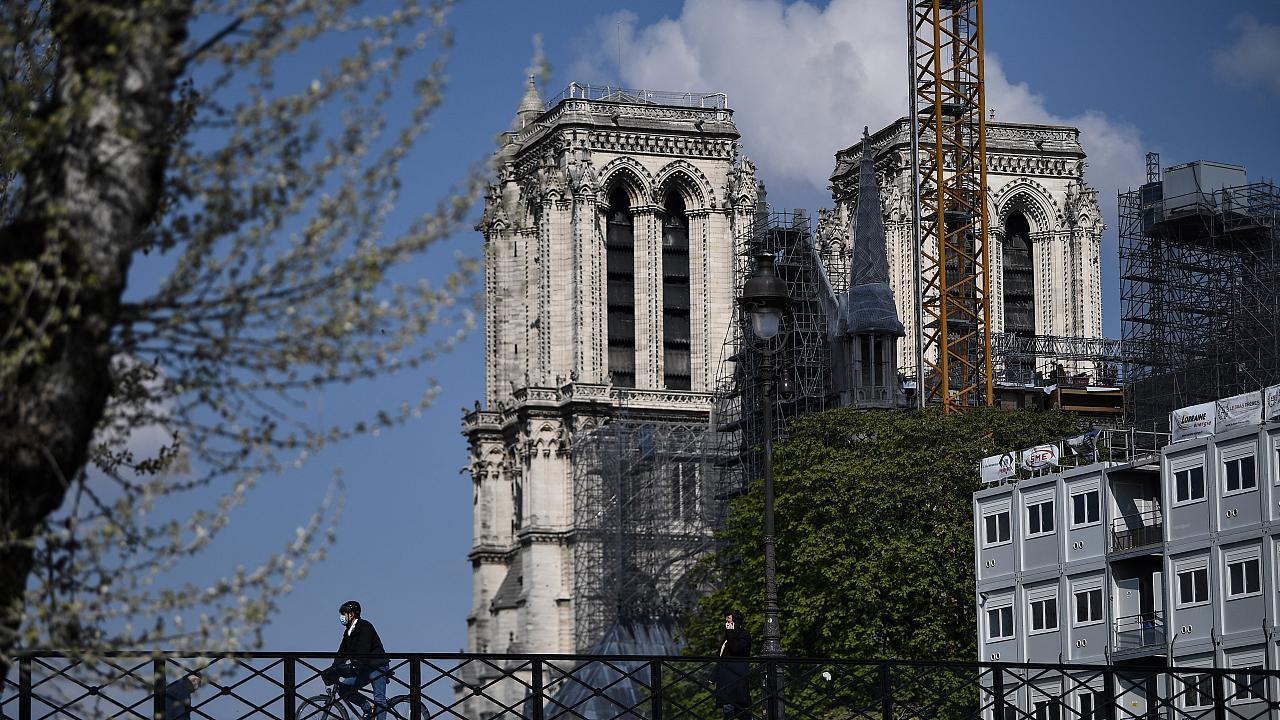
[974,413,1280,717]
[827,120,1106,377]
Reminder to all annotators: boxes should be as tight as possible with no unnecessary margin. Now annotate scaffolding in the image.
[570,417,719,652]
[710,210,841,506]
[991,332,1124,387]
[568,213,846,653]
[816,209,852,300]
[1120,155,1280,431]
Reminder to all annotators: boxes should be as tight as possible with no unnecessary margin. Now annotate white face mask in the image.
[339,615,349,627]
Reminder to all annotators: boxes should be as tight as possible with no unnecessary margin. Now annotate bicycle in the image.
[299,682,415,720]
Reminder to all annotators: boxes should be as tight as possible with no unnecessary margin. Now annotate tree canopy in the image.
[684,407,1084,660]
[1,0,479,662]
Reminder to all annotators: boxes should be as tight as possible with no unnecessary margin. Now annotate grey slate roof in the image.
[489,553,523,612]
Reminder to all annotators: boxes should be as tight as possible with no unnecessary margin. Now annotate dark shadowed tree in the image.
[1,0,481,666]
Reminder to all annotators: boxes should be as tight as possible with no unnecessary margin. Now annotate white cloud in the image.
[93,354,179,476]
[981,63,1146,230]
[1214,15,1280,96]
[571,0,1145,213]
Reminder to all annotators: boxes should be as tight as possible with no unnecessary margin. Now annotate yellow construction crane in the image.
[906,0,994,411]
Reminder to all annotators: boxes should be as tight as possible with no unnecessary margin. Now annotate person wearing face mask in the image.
[713,609,753,719]
[324,600,390,719]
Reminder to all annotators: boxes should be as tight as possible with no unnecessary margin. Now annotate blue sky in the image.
[135,0,1280,655]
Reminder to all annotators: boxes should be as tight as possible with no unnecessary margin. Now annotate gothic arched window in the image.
[512,477,523,532]
[1002,211,1035,337]
[606,187,636,387]
[662,190,692,390]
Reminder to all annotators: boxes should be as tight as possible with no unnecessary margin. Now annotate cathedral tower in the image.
[462,79,754,678]
[826,119,1105,382]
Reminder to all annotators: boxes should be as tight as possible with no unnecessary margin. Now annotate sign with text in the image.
[1267,384,1280,422]
[980,452,1019,484]
[1019,444,1060,472]
[1171,401,1216,441]
[1216,391,1262,432]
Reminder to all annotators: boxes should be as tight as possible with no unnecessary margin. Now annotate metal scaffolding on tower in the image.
[708,209,840,508]
[1119,153,1280,431]
[570,416,720,652]
[906,0,994,411]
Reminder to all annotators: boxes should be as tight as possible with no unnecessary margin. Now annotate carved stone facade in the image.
[462,80,754,712]
[462,89,1109,711]
[828,119,1106,377]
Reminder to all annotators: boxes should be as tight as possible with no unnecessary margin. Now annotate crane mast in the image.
[906,0,994,411]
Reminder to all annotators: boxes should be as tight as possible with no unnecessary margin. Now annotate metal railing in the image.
[1100,428,1172,464]
[981,428,1174,488]
[1141,181,1280,231]
[1054,428,1171,471]
[1113,611,1166,653]
[544,83,729,109]
[1110,509,1164,553]
[9,651,1280,720]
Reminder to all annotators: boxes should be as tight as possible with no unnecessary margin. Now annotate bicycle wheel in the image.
[299,694,349,720]
[382,695,416,719]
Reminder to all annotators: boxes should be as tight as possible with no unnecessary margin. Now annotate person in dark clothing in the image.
[163,672,203,720]
[325,600,390,720]
[713,609,753,719]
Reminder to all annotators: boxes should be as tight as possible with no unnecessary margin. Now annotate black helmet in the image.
[339,600,361,617]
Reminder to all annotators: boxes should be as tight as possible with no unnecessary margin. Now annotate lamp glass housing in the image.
[750,307,783,341]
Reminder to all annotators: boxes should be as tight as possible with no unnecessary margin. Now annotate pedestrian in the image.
[326,600,391,720]
[713,609,753,719]
[163,671,203,720]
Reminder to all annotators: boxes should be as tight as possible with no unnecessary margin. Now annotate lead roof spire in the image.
[842,126,904,336]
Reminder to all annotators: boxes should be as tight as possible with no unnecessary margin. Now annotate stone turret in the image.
[515,75,543,129]
[831,117,1105,378]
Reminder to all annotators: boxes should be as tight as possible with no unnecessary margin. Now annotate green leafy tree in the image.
[0,0,480,671]
[686,407,1083,660]
[673,408,1083,718]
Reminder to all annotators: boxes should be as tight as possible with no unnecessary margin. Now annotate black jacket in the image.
[713,611,753,708]
[163,677,198,720]
[335,618,386,670]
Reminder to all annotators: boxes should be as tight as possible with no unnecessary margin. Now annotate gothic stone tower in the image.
[826,119,1105,378]
[462,79,754,673]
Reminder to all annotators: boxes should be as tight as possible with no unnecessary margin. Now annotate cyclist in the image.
[325,600,390,719]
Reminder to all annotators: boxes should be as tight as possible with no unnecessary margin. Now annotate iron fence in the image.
[6,653,1280,720]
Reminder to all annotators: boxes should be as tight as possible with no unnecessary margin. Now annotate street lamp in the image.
[740,252,789,344]
[738,253,790,662]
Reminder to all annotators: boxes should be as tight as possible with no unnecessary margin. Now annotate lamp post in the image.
[738,253,790,664]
